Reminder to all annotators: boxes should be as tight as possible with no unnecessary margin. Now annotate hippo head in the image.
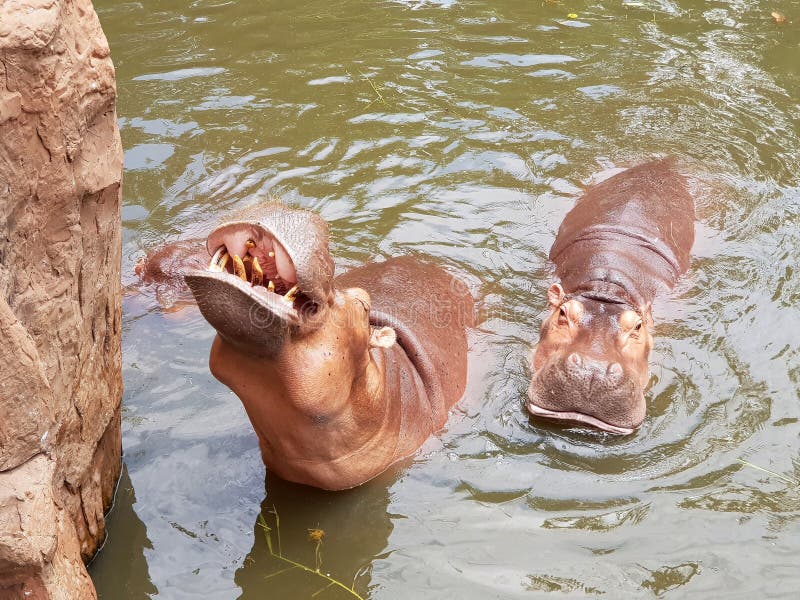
[527,283,653,435]
[184,203,336,355]
[184,203,393,360]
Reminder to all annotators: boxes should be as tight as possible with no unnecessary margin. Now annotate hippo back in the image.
[335,256,474,427]
[550,159,695,306]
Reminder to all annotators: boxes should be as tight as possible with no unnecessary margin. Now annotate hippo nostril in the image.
[607,362,623,377]
[568,352,582,367]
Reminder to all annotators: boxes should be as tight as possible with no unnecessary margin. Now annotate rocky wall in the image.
[0,0,123,598]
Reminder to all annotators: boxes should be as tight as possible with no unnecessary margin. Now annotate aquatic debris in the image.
[354,70,387,111]
[308,528,325,543]
[258,511,364,599]
[737,458,800,487]
[771,11,787,24]
[308,528,325,571]
[567,13,578,18]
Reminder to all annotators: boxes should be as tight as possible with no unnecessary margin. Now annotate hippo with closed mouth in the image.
[178,202,473,490]
[528,159,694,435]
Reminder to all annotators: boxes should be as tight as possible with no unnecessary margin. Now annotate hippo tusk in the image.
[283,285,299,303]
[251,256,263,286]
[268,279,275,292]
[209,246,224,269]
[268,251,275,258]
[245,239,256,249]
[209,246,229,272]
[233,255,248,281]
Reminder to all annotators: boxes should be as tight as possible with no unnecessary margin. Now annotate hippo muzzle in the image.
[184,203,334,357]
[527,351,646,435]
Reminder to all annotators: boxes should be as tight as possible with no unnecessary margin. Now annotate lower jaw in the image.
[526,402,636,435]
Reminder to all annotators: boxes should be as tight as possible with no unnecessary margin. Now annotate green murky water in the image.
[89,0,800,597]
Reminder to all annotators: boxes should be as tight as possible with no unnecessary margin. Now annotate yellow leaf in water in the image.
[567,13,578,18]
[771,11,787,24]
[308,528,325,543]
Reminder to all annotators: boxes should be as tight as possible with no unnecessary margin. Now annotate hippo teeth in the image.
[208,247,229,272]
[251,256,263,286]
[233,254,247,281]
[206,243,303,309]
[283,285,299,303]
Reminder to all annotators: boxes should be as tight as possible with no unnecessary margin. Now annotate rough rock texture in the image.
[0,0,123,598]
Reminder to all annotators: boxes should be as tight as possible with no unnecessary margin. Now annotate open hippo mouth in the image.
[200,227,313,320]
[184,206,334,355]
[527,360,644,436]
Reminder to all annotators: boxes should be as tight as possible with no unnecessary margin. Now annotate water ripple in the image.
[93,0,800,597]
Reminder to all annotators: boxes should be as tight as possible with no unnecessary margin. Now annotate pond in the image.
[89,0,800,597]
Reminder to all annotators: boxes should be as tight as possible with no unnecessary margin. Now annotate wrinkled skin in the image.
[140,203,473,490]
[528,159,695,434]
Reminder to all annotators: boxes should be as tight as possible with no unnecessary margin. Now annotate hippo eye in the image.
[557,306,568,324]
[635,321,642,331]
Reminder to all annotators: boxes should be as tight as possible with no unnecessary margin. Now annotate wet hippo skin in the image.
[139,203,473,490]
[133,239,209,310]
[528,159,695,434]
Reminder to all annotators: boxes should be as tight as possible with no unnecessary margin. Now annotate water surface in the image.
[90,0,800,597]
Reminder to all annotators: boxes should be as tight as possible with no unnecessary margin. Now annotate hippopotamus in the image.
[527,159,694,434]
[138,203,473,490]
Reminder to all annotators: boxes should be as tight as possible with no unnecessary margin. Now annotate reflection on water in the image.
[89,465,156,599]
[90,0,800,597]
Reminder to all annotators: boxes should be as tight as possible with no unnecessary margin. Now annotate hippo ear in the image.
[369,326,396,348]
[547,283,565,308]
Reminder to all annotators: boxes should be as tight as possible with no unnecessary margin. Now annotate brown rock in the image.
[0,0,123,598]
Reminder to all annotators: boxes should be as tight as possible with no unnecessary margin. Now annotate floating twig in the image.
[737,458,800,487]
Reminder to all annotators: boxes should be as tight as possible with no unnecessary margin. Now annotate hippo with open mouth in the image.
[528,159,694,435]
[176,203,473,490]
